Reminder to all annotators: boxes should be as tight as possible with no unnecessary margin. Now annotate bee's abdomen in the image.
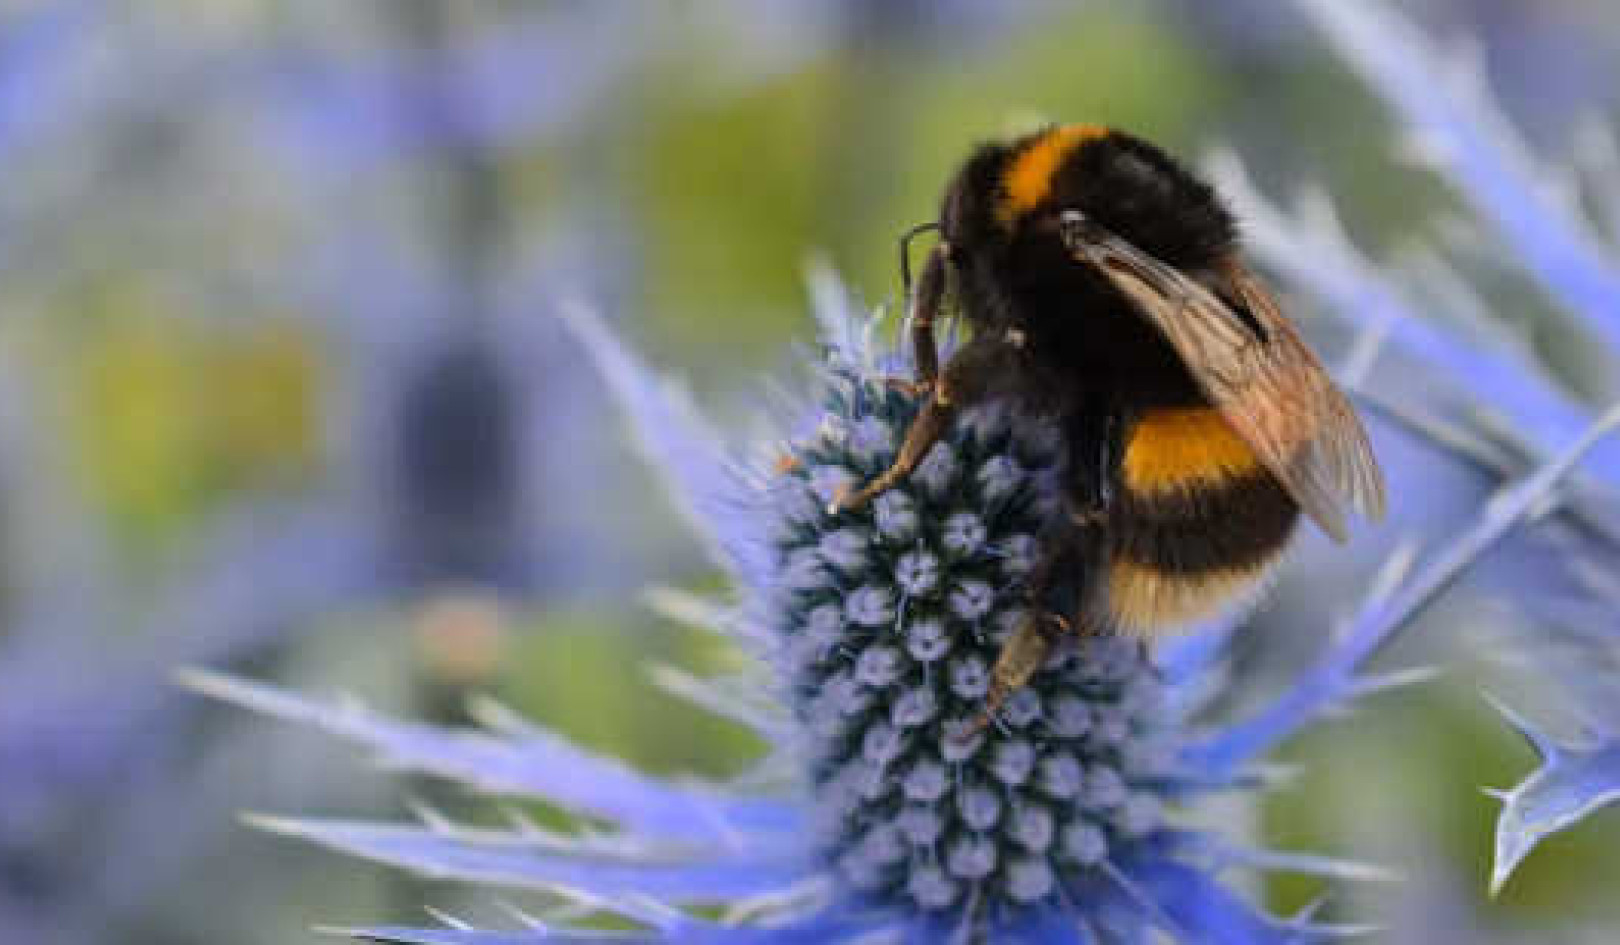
[1113,469,1296,573]
[1104,407,1298,634]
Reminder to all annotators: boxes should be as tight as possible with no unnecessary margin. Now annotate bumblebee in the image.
[832,124,1386,732]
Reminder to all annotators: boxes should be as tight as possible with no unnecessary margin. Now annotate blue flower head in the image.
[185,1,1620,935]
[189,256,1616,941]
[770,368,1178,918]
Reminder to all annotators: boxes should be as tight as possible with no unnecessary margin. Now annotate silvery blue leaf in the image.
[1192,405,1620,774]
[1482,697,1620,895]
[181,670,793,843]
[1291,0,1620,360]
[344,912,880,945]
[1122,855,1374,943]
[251,816,808,901]
[559,301,769,589]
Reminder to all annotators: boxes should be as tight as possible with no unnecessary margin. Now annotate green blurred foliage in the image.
[51,294,324,554]
[626,6,1226,381]
[496,606,764,780]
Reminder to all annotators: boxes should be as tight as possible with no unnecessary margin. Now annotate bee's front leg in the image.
[908,243,948,390]
[876,244,949,398]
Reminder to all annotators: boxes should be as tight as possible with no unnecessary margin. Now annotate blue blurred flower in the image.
[190,260,1619,940]
[0,1,102,157]
[254,1,646,171]
[1222,0,1620,897]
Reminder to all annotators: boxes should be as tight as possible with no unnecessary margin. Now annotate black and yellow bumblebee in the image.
[832,124,1386,731]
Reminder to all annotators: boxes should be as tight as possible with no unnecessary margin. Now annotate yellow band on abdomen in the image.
[1123,406,1260,493]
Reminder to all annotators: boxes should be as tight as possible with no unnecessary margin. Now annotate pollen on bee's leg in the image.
[880,377,933,399]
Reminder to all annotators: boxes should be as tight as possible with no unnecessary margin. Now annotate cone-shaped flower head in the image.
[768,367,1176,918]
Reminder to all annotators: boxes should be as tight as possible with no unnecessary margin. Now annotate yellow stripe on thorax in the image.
[1123,406,1260,493]
[997,124,1108,226]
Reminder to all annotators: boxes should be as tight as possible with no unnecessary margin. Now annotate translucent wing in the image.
[1059,211,1386,542]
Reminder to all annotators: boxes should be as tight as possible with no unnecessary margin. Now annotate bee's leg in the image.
[966,611,1071,738]
[1065,408,1121,527]
[829,385,956,514]
[830,334,999,515]
[958,530,1095,740]
[879,244,948,397]
[910,243,948,389]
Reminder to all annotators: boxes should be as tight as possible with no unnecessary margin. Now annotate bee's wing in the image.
[1070,231,1386,542]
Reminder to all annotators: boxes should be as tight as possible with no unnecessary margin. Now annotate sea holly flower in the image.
[189,262,1620,941]
[769,377,1170,916]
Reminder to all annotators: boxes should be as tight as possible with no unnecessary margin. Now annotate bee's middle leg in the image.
[828,386,957,514]
[830,333,1003,515]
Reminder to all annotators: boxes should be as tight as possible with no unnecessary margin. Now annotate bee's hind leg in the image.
[963,611,1073,739]
[957,528,1098,741]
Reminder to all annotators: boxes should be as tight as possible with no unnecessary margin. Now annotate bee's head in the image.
[939,125,1235,282]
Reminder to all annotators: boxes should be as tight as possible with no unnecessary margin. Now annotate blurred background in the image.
[3,1,1619,942]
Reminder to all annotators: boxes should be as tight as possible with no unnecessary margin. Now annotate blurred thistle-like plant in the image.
[1240,0,1620,897]
[183,0,1620,940]
[0,4,651,940]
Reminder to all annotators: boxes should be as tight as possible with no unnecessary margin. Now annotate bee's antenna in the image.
[898,220,941,297]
